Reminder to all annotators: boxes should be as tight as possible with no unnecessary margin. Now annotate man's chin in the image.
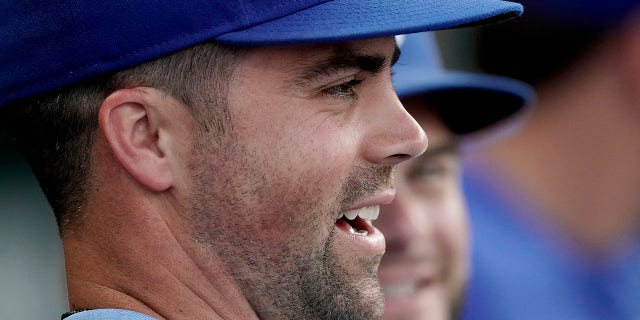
[329,266,385,319]
[348,279,385,319]
[306,279,384,320]
[291,238,385,320]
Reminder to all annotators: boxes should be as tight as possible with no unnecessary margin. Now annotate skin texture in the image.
[377,98,469,320]
[64,37,427,320]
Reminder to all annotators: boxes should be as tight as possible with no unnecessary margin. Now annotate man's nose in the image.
[361,92,428,166]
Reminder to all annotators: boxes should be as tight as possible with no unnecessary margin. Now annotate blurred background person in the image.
[460,1,640,319]
[377,32,533,320]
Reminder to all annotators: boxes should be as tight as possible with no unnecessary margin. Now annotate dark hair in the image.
[0,41,247,235]
[473,19,604,86]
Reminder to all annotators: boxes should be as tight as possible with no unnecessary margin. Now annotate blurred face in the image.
[377,97,470,320]
[187,38,427,320]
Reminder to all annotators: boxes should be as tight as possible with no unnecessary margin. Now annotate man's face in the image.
[377,98,469,320]
[187,37,427,320]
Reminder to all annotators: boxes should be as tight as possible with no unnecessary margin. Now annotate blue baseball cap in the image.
[393,32,534,134]
[0,0,523,109]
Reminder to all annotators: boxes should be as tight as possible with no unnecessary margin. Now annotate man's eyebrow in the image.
[293,45,401,87]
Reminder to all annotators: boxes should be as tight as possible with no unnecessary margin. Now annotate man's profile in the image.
[0,1,523,319]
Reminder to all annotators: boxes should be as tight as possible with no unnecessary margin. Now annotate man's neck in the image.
[62,196,259,320]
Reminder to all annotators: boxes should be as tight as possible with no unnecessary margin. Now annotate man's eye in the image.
[323,79,363,98]
[409,164,445,181]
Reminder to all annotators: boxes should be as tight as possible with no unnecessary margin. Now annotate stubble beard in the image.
[188,133,390,320]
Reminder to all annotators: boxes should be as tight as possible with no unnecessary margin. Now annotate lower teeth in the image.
[350,228,368,236]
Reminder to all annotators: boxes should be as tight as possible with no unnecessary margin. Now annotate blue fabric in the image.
[460,165,640,320]
[0,0,523,109]
[393,33,534,134]
[64,309,157,320]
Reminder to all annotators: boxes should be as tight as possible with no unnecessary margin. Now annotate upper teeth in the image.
[384,282,418,298]
[337,205,380,221]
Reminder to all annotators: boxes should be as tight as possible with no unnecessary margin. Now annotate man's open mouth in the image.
[335,206,380,236]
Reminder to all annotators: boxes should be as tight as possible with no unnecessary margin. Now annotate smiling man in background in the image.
[377,32,532,320]
[0,1,523,319]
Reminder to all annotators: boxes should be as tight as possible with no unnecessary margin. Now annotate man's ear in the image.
[98,87,185,192]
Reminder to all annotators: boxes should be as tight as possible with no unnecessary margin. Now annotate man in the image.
[376,33,532,320]
[461,1,640,319]
[0,1,523,319]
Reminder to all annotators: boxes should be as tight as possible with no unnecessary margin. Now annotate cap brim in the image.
[217,0,523,45]
[397,71,535,134]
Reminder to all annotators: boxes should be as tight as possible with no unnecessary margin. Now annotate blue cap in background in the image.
[393,32,534,135]
[0,0,524,109]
